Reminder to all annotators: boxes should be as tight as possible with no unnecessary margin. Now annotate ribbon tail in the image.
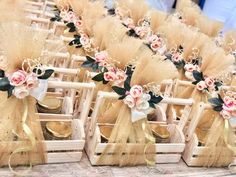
[9,99,36,176]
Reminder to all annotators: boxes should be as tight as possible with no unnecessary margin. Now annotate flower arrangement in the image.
[145,34,167,55]
[164,45,185,69]
[192,70,222,92]
[208,91,236,119]
[0,59,54,99]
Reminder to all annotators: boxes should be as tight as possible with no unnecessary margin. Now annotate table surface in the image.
[0,153,234,177]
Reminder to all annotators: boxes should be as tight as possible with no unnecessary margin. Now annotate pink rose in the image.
[9,70,27,86]
[75,20,83,28]
[124,95,135,108]
[95,51,107,63]
[172,53,183,62]
[67,11,75,21]
[196,81,207,91]
[148,35,159,43]
[104,71,117,81]
[150,41,162,51]
[220,110,231,120]
[130,85,143,98]
[222,104,235,112]
[205,77,215,88]
[13,85,29,99]
[184,63,195,72]
[223,96,235,108]
[114,70,127,85]
[26,73,39,89]
[80,35,90,46]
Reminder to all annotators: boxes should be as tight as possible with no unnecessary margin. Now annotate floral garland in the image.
[192,70,222,92]
[208,91,236,119]
[0,59,54,99]
[164,45,185,69]
[81,51,128,86]
[50,6,95,52]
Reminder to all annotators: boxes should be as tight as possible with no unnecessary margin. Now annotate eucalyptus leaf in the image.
[81,60,93,68]
[149,102,156,109]
[213,105,223,112]
[7,86,14,98]
[112,86,126,96]
[38,69,54,80]
[0,77,11,91]
[193,71,203,82]
[86,56,95,62]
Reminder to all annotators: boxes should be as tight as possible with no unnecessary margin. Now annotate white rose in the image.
[124,95,135,108]
[13,85,30,99]
[80,35,90,46]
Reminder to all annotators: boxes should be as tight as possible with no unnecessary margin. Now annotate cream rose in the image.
[75,20,82,28]
[9,70,27,86]
[184,63,195,72]
[26,73,39,89]
[104,71,117,81]
[80,35,90,46]
[220,110,231,120]
[124,95,135,108]
[130,85,143,98]
[13,85,30,99]
[196,81,207,91]
[95,51,107,63]
[136,94,151,110]
[150,41,162,51]
[185,71,194,81]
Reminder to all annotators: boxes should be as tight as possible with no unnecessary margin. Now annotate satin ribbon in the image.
[142,121,156,166]
[8,99,36,176]
[224,120,236,173]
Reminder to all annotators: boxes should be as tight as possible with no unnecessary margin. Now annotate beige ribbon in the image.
[8,99,36,176]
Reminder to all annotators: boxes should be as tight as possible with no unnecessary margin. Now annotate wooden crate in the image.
[0,118,84,166]
[182,102,236,166]
[85,91,194,165]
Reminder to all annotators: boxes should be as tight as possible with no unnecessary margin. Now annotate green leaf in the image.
[66,22,75,28]
[38,69,54,79]
[0,77,11,91]
[124,79,131,91]
[149,102,156,109]
[86,56,95,62]
[92,72,104,82]
[102,80,109,84]
[208,98,223,106]
[92,63,99,71]
[0,70,5,77]
[112,86,126,96]
[213,105,223,112]
[7,86,14,98]
[193,70,203,82]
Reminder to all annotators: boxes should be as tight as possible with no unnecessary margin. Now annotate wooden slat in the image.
[47,152,82,163]
[95,143,185,154]
[45,140,84,151]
